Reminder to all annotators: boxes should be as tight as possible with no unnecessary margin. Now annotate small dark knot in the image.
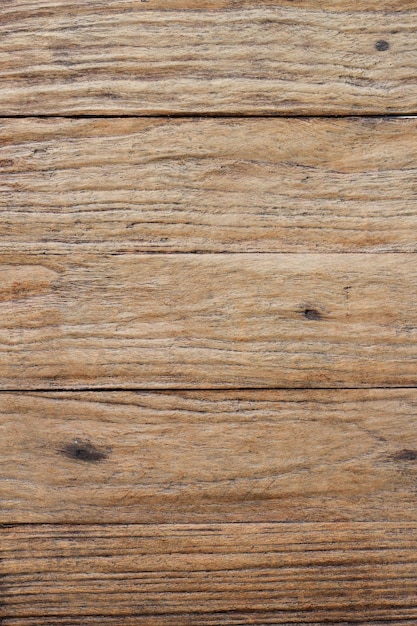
[375,40,389,51]
[303,308,322,321]
[60,440,110,463]
[392,449,417,462]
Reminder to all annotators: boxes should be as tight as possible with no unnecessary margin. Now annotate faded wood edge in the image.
[2,521,416,625]
[2,389,417,524]
[1,253,417,389]
[1,2,417,116]
[1,115,417,254]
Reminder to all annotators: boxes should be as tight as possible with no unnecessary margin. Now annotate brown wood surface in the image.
[1,390,417,524]
[1,116,417,253]
[1,1,416,115]
[2,2,417,620]
[1,252,417,389]
[2,522,416,625]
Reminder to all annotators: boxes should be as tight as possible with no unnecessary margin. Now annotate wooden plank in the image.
[1,117,417,253]
[2,389,417,523]
[0,2,416,115]
[1,253,417,389]
[1,521,416,624]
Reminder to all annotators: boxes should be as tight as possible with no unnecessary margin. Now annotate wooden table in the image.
[1,2,416,624]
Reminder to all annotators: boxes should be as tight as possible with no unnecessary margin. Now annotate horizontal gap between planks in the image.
[4,520,409,526]
[3,613,415,623]
[7,616,417,620]
[17,251,417,256]
[0,113,416,120]
[2,386,417,393]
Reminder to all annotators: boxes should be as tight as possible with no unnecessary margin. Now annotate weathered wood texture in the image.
[1,1,417,115]
[2,390,417,523]
[2,522,416,625]
[1,253,417,389]
[1,116,417,253]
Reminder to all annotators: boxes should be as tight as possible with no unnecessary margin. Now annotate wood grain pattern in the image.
[1,1,416,115]
[2,522,416,624]
[2,389,417,523]
[1,253,417,389]
[1,116,417,253]
[3,2,417,623]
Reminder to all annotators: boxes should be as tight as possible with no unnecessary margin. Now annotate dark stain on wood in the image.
[59,440,110,463]
[303,308,322,321]
[391,449,417,462]
[375,40,390,51]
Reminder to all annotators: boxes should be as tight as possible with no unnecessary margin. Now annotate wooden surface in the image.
[2,522,417,625]
[1,116,417,253]
[1,253,417,389]
[2,2,417,623]
[1,1,417,115]
[1,390,417,524]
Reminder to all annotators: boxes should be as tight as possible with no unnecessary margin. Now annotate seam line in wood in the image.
[3,386,417,393]
[0,114,416,120]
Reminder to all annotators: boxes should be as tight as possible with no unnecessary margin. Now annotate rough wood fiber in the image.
[2,5,417,623]
[1,1,417,115]
[1,253,417,389]
[1,522,416,625]
[1,116,417,253]
[1,390,417,523]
